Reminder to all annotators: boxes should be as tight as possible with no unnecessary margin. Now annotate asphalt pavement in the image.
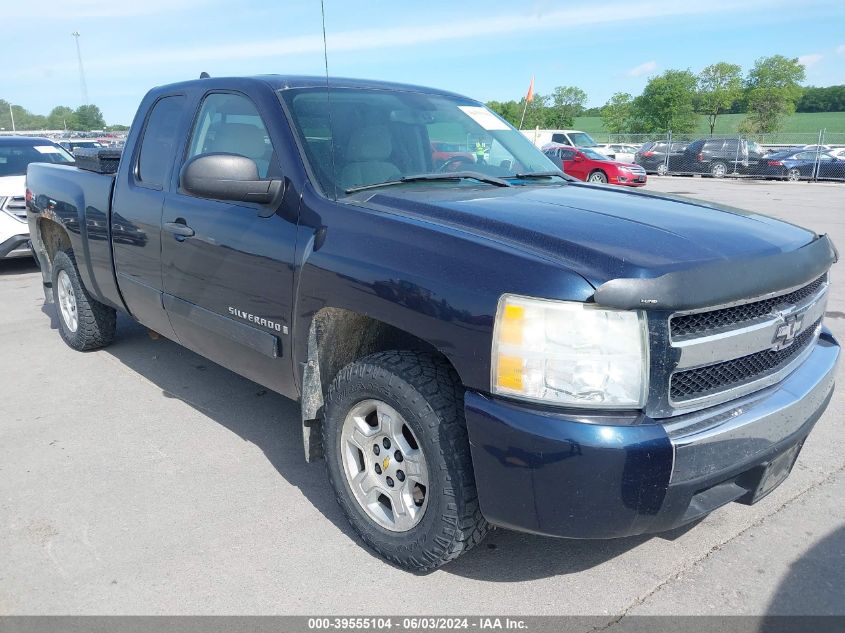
[0,177,843,618]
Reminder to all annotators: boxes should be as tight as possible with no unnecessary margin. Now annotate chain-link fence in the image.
[597,130,845,182]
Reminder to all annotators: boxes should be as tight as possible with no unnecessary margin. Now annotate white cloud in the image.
[798,53,823,68]
[836,44,845,55]
[626,61,657,77]
[0,0,798,79]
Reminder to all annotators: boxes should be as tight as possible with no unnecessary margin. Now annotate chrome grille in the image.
[660,273,829,415]
[670,318,821,401]
[671,275,826,337]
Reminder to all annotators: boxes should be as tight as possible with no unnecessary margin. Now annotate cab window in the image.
[187,93,276,179]
[137,95,185,188]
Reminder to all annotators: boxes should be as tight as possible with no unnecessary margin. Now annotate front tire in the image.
[323,351,489,571]
[587,170,608,184]
[51,250,116,351]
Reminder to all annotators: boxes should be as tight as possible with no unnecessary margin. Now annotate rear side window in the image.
[137,95,186,188]
[560,149,576,160]
[551,133,570,145]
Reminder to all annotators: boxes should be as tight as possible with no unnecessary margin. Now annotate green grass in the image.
[572,112,845,140]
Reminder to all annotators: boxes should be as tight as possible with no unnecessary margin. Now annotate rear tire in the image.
[322,350,489,571]
[787,168,801,182]
[710,161,727,178]
[51,250,116,351]
[656,164,668,176]
[587,170,608,184]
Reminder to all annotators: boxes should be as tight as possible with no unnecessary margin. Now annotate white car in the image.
[828,147,845,159]
[801,144,832,153]
[594,143,639,163]
[0,136,75,260]
[521,129,602,150]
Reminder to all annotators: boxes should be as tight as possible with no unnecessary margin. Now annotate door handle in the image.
[164,220,195,239]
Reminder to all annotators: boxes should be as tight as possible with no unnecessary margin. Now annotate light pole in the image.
[9,103,15,133]
[72,31,89,105]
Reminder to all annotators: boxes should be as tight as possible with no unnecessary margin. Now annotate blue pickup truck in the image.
[26,75,839,571]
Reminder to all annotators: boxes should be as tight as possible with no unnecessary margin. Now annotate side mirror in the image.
[180,153,282,204]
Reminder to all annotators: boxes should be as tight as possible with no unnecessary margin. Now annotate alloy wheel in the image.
[56,270,79,333]
[340,399,429,532]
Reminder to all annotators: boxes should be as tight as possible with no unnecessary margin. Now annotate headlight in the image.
[492,295,649,408]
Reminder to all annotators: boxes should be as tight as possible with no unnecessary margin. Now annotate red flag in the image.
[525,76,535,103]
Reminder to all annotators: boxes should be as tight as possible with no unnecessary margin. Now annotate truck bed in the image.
[26,163,122,308]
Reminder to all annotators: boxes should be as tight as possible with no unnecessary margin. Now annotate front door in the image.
[160,91,300,398]
[563,149,589,181]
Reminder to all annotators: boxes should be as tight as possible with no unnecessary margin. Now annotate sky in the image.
[2,0,845,125]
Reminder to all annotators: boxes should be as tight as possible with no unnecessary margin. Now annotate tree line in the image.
[488,56,839,135]
[0,100,128,132]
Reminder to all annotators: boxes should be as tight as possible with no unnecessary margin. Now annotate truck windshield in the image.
[0,142,74,177]
[279,87,560,197]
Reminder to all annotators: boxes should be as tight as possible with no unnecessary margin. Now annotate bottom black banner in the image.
[2,616,845,633]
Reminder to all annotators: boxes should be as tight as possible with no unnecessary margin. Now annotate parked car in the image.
[634,140,689,175]
[680,138,767,178]
[595,143,638,163]
[522,129,601,149]
[758,150,845,181]
[0,136,74,260]
[58,139,104,152]
[801,144,832,153]
[542,143,646,186]
[27,75,839,571]
[430,141,475,170]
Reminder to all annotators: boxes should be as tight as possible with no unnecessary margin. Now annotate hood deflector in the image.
[593,234,838,311]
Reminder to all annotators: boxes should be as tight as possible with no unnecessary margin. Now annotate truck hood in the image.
[0,175,25,197]
[361,183,816,288]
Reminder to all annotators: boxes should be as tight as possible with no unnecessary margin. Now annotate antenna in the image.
[320,0,337,199]
[72,31,89,105]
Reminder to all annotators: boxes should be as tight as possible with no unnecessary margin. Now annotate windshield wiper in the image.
[345,171,511,194]
[513,171,570,180]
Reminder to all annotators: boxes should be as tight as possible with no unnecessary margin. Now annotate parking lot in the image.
[1,177,843,618]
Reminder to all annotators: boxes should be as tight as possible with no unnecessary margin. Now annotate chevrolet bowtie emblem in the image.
[772,310,805,351]
[382,456,390,470]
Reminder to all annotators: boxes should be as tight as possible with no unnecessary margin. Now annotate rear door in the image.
[111,93,188,339]
[160,90,300,397]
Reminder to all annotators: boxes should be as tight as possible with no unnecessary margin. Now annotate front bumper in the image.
[465,329,839,539]
[0,234,32,258]
[613,176,647,187]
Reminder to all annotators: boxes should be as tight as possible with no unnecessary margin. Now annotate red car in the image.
[430,141,475,170]
[542,143,647,186]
